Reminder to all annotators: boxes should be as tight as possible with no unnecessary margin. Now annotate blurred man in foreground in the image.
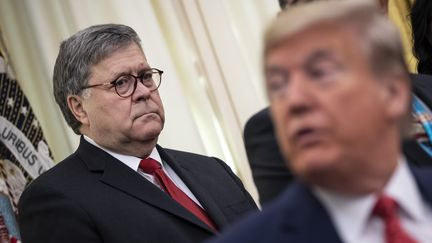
[245,0,432,207]
[211,0,432,242]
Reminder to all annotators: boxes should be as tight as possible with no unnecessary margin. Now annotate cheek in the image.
[156,99,165,117]
[95,100,131,124]
[270,100,291,153]
[270,100,285,130]
[153,94,165,119]
[325,87,384,147]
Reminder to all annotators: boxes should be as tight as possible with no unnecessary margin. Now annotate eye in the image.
[308,67,328,79]
[266,71,288,95]
[138,71,155,87]
[268,77,287,93]
[306,61,339,82]
[114,75,133,88]
[141,72,153,80]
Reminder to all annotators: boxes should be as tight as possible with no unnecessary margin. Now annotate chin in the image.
[142,128,163,140]
[291,152,339,179]
[135,116,163,130]
[143,126,163,139]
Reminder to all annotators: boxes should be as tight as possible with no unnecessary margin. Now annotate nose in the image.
[285,75,313,116]
[132,79,152,100]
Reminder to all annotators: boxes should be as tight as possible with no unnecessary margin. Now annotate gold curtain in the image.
[388,0,416,73]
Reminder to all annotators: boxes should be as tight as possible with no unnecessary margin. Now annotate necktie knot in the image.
[373,195,398,219]
[139,158,161,174]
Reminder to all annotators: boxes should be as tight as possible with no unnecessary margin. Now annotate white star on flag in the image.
[31,119,39,128]
[7,97,14,107]
[20,106,28,116]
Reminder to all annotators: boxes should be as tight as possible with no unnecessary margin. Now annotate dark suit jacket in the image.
[412,73,432,110]
[18,137,258,243]
[206,166,432,243]
[244,73,432,206]
[244,108,294,206]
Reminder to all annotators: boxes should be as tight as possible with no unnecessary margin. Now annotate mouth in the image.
[134,111,159,120]
[292,127,322,148]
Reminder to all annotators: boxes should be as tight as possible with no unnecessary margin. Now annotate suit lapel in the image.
[76,138,214,234]
[280,168,432,242]
[157,146,229,229]
[278,183,343,243]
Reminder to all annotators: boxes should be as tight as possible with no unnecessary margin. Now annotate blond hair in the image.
[265,0,408,77]
[264,0,411,136]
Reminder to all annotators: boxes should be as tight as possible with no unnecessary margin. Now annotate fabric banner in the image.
[0,52,54,242]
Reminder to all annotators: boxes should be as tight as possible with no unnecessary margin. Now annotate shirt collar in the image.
[385,159,424,222]
[314,184,375,243]
[83,135,162,171]
[313,156,424,242]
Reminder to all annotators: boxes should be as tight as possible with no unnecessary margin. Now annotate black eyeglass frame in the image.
[79,68,163,98]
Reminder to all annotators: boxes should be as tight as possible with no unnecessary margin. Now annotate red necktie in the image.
[139,158,217,231]
[372,195,417,243]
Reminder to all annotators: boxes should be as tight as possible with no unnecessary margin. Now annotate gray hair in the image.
[53,24,142,134]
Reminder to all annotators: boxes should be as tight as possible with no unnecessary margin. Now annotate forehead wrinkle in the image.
[113,62,152,75]
[303,49,334,65]
[104,62,152,81]
[267,47,336,74]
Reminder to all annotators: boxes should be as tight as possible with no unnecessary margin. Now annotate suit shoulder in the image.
[206,193,288,243]
[206,183,320,243]
[244,107,272,134]
[23,152,87,194]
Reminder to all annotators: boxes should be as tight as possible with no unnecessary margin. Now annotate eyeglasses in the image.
[80,68,163,98]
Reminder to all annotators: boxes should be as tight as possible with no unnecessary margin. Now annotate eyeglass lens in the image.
[114,70,161,97]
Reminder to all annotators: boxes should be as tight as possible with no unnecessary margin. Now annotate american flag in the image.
[0,50,54,242]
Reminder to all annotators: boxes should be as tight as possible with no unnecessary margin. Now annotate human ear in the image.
[378,0,389,15]
[67,95,89,125]
[382,77,411,121]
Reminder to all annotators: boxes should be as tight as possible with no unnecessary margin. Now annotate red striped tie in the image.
[373,195,417,243]
[140,158,217,231]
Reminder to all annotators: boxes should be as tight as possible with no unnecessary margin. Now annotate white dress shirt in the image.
[83,135,203,208]
[314,158,432,243]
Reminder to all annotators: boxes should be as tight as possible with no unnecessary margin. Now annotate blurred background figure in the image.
[411,0,432,75]
[410,0,432,163]
[243,108,292,206]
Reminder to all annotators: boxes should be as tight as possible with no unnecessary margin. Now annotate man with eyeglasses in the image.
[17,24,258,243]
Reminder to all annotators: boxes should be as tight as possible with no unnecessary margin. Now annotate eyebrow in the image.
[110,67,152,80]
[265,49,341,76]
[266,65,286,74]
[302,49,336,67]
